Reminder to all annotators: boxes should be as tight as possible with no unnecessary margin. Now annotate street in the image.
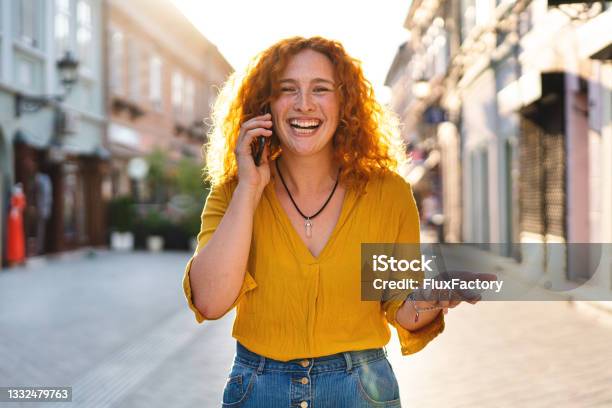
[1,251,611,408]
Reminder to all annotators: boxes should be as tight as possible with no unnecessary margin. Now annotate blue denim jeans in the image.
[221,342,402,407]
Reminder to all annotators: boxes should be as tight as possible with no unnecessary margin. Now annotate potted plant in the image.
[141,209,171,252]
[108,196,136,250]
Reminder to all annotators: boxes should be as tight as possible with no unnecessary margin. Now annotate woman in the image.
[183,37,483,407]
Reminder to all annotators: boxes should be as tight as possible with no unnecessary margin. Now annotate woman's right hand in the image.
[234,113,274,196]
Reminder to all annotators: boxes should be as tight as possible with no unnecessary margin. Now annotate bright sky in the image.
[171,0,412,103]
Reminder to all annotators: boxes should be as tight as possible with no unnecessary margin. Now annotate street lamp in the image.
[56,50,79,91]
[15,51,79,117]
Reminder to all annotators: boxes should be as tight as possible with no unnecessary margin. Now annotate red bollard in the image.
[7,183,26,266]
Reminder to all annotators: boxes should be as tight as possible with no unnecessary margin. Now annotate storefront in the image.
[518,73,567,245]
[0,96,108,265]
[12,132,108,256]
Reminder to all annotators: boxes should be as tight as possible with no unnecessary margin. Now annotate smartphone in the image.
[252,136,266,166]
[252,106,271,166]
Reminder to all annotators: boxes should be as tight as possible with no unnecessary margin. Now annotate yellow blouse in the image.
[182,170,444,361]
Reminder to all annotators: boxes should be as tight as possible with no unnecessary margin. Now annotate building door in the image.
[519,113,566,241]
[62,162,88,249]
[519,75,567,279]
[519,79,566,243]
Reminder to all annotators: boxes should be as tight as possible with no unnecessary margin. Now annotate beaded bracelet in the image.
[405,292,444,323]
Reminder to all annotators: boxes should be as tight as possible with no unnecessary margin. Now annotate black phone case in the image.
[253,136,266,166]
[253,106,272,166]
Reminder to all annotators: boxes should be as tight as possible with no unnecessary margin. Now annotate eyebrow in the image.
[279,78,336,86]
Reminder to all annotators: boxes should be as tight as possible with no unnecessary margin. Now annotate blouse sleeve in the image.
[182,182,258,323]
[381,176,445,356]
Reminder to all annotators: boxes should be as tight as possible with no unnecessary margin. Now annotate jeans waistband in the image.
[235,342,387,375]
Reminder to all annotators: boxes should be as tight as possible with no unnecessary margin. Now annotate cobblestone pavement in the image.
[0,251,234,408]
[1,251,611,407]
[386,301,612,408]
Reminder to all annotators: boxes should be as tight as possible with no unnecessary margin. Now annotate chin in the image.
[279,128,334,155]
[282,139,333,157]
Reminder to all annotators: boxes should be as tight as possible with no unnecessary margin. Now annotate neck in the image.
[275,149,338,195]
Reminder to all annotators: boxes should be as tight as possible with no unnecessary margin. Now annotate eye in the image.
[281,87,297,93]
[313,87,332,93]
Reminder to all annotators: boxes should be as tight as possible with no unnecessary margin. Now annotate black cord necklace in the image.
[275,158,340,238]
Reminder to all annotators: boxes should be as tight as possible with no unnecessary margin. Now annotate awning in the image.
[590,43,612,60]
[13,129,48,149]
[497,72,565,115]
[108,123,142,151]
[576,8,612,60]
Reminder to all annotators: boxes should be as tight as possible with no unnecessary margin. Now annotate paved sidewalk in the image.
[386,301,612,407]
[0,251,611,407]
[0,251,234,407]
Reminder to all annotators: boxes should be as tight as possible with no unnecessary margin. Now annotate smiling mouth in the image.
[289,119,322,134]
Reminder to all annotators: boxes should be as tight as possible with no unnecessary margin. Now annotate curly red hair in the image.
[204,36,406,192]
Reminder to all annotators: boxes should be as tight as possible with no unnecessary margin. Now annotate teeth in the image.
[294,127,316,134]
[289,119,321,128]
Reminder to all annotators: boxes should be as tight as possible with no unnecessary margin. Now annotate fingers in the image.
[241,114,273,135]
[243,119,273,133]
[479,273,498,281]
[236,113,273,153]
[447,270,498,282]
[245,112,271,124]
[235,127,273,157]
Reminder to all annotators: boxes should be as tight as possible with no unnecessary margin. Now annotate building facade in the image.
[0,0,107,265]
[388,0,612,300]
[105,0,231,202]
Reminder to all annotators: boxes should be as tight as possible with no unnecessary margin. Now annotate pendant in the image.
[305,218,312,238]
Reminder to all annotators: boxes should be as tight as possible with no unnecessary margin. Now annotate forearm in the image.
[189,184,261,319]
[396,299,442,331]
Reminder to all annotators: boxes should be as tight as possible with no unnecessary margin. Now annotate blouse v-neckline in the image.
[264,178,356,263]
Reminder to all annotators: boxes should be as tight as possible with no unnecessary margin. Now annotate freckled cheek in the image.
[271,97,291,115]
[321,96,340,122]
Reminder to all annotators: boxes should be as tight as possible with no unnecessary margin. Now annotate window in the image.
[17,0,40,48]
[128,39,140,101]
[17,59,34,88]
[184,78,194,120]
[172,71,183,115]
[63,165,88,244]
[149,55,162,110]
[77,0,93,69]
[55,0,71,56]
[109,28,124,94]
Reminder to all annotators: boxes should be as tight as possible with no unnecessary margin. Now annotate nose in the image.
[294,90,315,112]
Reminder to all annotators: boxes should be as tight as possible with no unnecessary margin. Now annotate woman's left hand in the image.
[416,271,498,314]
